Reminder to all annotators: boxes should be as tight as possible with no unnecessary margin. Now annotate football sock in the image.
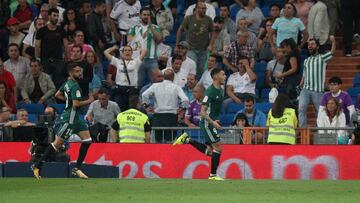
[34,143,57,169]
[189,139,207,154]
[211,150,221,175]
[76,142,91,168]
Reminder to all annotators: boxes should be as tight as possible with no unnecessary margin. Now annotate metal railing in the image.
[150,126,356,144]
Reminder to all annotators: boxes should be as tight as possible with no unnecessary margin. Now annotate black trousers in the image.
[342,1,360,54]
[112,85,139,111]
[152,113,178,143]
[42,58,65,89]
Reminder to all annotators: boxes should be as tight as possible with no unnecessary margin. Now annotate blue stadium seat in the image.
[353,74,360,87]
[261,88,271,102]
[28,114,38,123]
[164,35,176,44]
[17,103,45,114]
[255,102,272,114]
[220,114,235,127]
[49,103,66,114]
[215,8,220,16]
[256,72,265,89]
[254,62,267,73]
[261,7,269,17]
[230,5,241,21]
[227,102,244,114]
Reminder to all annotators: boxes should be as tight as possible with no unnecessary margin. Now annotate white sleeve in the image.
[185,5,194,17]
[142,84,154,105]
[22,33,32,45]
[85,101,95,117]
[348,105,356,119]
[188,60,196,75]
[110,56,122,70]
[110,2,121,20]
[177,86,190,108]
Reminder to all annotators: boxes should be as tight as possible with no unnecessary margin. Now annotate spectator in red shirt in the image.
[0,81,15,112]
[13,0,38,31]
[0,57,16,91]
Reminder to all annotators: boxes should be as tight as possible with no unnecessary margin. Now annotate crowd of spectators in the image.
[0,0,359,144]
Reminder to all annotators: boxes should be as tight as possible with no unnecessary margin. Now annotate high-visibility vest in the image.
[267,108,297,145]
[116,108,149,143]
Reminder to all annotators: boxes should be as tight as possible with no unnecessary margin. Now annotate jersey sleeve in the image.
[71,84,83,101]
[202,91,211,107]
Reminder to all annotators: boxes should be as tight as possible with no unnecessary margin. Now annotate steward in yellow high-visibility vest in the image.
[111,96,151,143]
[267,94,298,145]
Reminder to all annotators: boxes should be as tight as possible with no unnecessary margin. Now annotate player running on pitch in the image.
[174,68,226,180]
[32,63,94,179]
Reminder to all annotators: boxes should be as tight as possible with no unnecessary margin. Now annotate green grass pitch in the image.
[1,179,360,203]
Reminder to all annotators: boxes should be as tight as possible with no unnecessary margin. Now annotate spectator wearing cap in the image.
[176,1,215,79]
[167,41,196,77]
[219,4,237,42]
[223,30,256,73]
[319,77,355,125]
[7,17,25,47]
[212,16,230,67]
[13,0,38,31]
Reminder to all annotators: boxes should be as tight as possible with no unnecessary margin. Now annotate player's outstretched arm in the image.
[73,95,95,108]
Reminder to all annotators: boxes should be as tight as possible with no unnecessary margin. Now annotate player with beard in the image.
[32,63,94,179]
[174,68,226,180]
[298,36,336,128]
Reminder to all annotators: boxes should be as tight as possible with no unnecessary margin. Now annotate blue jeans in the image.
[187,50,207,80]
[137,58,158,88]
[298,89,323,128]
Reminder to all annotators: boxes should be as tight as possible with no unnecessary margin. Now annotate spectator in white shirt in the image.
[110,0,141,46]
[85,88,120,141]
[22,18,46,59]
[163,55,189,88]
[317,97,346,136]
[104,44,146,111]
[223,56,257,110]
[142,69,189,143]
[198,54,216,90]
[4,43,30,95]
